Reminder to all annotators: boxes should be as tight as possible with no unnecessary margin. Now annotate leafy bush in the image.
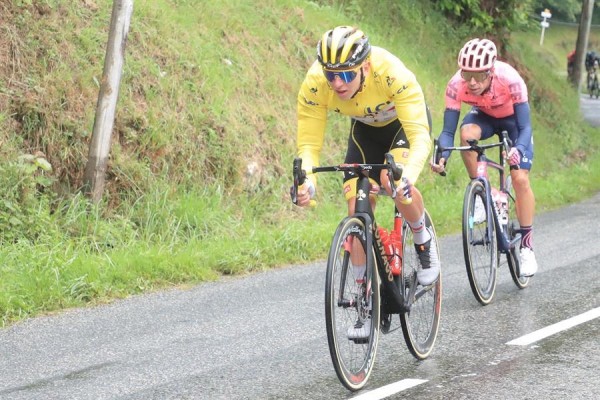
[0,154,54,244]
[435,0,534,47]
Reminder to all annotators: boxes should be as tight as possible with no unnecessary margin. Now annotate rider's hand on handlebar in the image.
[296,177,316,207]
[507,147,521,166]
[430,157,447,175]
[398,177,413,204]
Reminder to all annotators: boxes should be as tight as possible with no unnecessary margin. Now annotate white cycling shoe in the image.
[347,316,372,340]
[415,228,441,286]
[473,196,486,224]
[519,247,538,277]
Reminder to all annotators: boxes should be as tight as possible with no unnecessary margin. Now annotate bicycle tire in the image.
[462,180,498,305]
[504,176,530,289]
[399,209,442,359]
[324,217,380,391]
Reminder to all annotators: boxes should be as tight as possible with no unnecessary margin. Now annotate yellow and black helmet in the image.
[317,26,371,70]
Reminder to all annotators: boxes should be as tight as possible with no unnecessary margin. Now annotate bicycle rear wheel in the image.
[506,222,529,289]
[324,217,380,391]
[504,176,530,289]
[462,180,498,305]
[399,209,442,360]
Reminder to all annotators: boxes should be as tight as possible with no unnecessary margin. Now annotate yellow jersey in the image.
[297,46,431,183]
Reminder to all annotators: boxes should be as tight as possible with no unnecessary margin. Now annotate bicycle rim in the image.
[399,210,442,360]
[324,217,380,391]
[462,181,498,305]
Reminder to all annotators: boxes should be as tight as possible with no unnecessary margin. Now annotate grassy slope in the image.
[1,0,599,326]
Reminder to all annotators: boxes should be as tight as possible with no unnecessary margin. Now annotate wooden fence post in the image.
[83,0,134,203]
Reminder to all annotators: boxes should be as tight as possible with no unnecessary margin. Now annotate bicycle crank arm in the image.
[337,297,357,308]
[508,233,522,249]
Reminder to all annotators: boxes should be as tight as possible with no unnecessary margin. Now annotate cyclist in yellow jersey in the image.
[295,26,440,315]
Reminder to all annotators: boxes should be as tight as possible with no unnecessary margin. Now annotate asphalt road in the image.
[581,93,600,127]
[0,98,599,400]
[0,193,599,400]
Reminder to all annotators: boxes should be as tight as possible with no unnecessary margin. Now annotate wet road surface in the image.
[0,193,599,400]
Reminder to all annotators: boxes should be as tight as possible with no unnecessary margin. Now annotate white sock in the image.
[354,265,366,282]
[408,213,431,244]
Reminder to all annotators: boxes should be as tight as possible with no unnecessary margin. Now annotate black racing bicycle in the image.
[291,154,442,391]
[434,131,528,306]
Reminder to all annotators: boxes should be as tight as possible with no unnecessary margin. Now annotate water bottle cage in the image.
[379,227,402,276]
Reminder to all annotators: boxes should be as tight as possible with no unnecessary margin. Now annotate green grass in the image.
[1,0,600,327]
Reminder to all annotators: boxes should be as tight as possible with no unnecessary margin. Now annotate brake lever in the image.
[500,131,520,171]
[385,152,411,204]
[432,139,447,177]
[291,158,305,205]
[384,153,398,198]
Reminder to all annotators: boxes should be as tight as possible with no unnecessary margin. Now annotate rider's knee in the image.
[460,124,482,142]
[511,171,531,190]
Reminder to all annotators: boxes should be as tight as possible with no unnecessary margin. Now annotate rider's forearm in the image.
[513,102,532,155]
[438,109,460,160]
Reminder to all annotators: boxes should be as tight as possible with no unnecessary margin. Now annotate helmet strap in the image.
[482,74,493,94]
[350,67,365,99]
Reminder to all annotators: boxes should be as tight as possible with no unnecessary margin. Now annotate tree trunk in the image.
[571,0,594,91]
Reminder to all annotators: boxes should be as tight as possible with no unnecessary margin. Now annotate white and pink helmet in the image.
[457,38,497,71]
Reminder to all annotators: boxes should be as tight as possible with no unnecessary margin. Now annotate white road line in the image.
[506,307,600,346]
[350,379,427,400]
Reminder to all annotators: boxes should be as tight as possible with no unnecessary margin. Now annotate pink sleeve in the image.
[444,72,463,111]
[500,63,528,104]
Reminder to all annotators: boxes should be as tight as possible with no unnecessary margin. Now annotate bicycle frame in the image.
[291,154,413,313]
[434,131,521,253]
[352,170,415,314]
[472,146,520,253]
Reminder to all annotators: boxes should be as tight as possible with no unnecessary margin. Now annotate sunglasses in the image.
[323,68,360,83]
[461,70,490,83]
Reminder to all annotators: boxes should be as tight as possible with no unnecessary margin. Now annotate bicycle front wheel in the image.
[325,217,380,391]
[462,180,498,305]
[399,209,442,360]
